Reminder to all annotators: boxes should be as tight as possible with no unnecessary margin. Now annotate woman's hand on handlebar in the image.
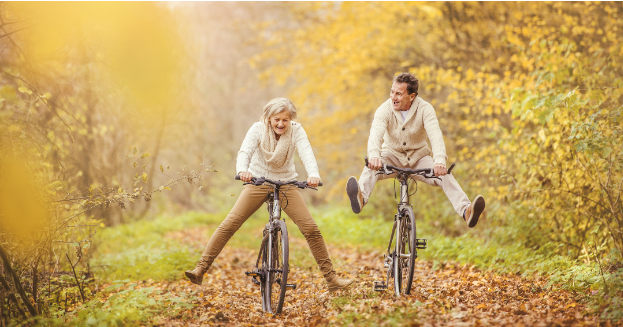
[368,157,383,170]
[239,171,253,183]
[307,176,320,188]
[433,163,447,176]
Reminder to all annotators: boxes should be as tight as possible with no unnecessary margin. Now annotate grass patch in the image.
[22,280,197,327]
[91,211,267,282]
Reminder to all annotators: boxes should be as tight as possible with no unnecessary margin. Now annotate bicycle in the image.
[366,157,455,296]
[235,175,322,314]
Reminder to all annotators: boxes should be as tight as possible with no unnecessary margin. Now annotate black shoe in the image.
[465,195,485,228]
[346,177,363,214]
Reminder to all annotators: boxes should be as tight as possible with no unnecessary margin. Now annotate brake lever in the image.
[382,164,392,175]
[424,172,441,180]
[300,182,319,191]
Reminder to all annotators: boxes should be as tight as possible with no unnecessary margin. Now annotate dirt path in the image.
[162,227,601,326]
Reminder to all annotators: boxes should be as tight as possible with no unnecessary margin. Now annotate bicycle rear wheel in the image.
[264,220,289,314]
[394,207,417,295]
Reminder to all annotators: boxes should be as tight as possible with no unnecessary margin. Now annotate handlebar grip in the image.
[364,156,369,167]
[235,175,241,180]
[447,163,456,174]
[318,182,323,187]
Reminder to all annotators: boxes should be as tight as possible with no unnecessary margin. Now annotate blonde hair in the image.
[260,97,298,125]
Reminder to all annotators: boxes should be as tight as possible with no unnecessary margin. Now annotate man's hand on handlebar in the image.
[365,156,456,179]
[307,176,320,188]
[239,171,253,183]
[368,157,383,170]
[433,163,447,177]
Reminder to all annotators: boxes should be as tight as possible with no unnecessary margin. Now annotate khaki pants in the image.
[359,152,471,216]
[198,184,336,281]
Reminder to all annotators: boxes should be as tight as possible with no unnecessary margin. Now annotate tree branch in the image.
[65,253,85,302]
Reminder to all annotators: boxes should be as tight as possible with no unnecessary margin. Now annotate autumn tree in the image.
[253,2,623,258]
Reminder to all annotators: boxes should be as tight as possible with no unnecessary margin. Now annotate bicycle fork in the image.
[374,216,400,292]
[245,191,295,313]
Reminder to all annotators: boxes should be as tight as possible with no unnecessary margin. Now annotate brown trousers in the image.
[198,184,336,281]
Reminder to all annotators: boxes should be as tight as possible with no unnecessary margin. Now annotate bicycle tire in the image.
[258,227,270,312]
[395,207,417,295]
[393,219,401,296]
[265,220,289,314]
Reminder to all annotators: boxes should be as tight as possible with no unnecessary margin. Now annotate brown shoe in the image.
[185,261,209,285]
[327,276,355,292]
[346,177,364,214]
[464,195,485,228]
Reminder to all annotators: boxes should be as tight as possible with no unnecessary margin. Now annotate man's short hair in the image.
[393,73,419,96]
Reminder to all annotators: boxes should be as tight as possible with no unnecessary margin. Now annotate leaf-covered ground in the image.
[159,225,604,326]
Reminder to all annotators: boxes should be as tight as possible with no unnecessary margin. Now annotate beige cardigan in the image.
[367,97,447,166]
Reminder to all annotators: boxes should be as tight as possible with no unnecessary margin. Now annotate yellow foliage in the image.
[254,2,623,253]
[0,156,48,242]
[8,2,183,109]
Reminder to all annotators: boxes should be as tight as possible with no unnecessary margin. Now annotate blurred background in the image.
[0,2,622,324]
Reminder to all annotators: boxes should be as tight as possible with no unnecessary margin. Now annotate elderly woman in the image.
[185,98,353,291]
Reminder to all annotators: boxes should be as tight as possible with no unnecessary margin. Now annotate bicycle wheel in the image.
[258,226,270,312]
[394,207,417,295]
[265,220,289,314]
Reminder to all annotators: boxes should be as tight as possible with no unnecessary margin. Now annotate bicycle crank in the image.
[383,254,393,268]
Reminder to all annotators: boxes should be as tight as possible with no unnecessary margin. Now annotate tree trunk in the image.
[1,284,6,326]
[0,244,37,317]
[0,274,26,319]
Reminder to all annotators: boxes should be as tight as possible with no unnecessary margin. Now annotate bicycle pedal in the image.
[286,283,297,290]
[416,238,428,249]
[245,271,259,277]
[373,281,387,291]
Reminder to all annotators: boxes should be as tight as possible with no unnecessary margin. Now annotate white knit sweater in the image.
[368,97,447,166]
[236,122,320,181]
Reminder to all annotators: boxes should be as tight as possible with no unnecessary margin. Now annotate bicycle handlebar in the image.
[364,156,455,178]
[235,175,323,189]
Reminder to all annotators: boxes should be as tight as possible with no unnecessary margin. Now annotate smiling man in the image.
[346,72,485,228]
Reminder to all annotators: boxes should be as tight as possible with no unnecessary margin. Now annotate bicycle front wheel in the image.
[265,220,289,314]
[395,207,417,295]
